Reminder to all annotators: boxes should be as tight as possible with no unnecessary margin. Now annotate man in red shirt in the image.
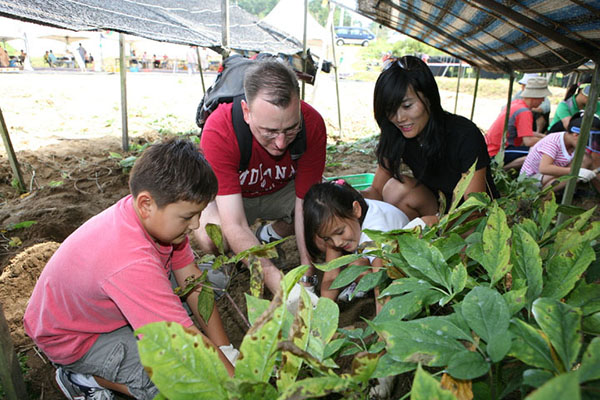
[485,77,551,169]
[194,59,326,302]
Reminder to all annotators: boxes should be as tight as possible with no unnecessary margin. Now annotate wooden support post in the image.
[119,33,129,152]
[0,303,28,400]
[301,0,308,100]
[195,46,206,96]
[454,63,463,114]
[470,67,480,121]
[495,72,515,167]
[0,107,25,193]
[329,10,342,135]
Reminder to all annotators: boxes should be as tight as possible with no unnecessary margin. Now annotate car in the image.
[334,26,375,46]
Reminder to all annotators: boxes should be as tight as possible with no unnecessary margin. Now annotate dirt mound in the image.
[0,241,60,348]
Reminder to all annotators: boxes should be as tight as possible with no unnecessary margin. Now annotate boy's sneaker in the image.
[55,367,114,400]
[337,282,367,302]
[255,223,282,244]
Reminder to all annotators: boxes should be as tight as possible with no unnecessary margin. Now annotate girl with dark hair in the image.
[366,55,497,225]
[303,180,409,307]
[548,77,600,134]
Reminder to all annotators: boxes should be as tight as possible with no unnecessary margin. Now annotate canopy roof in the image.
[356,0,600,73]
[0,0,302,54]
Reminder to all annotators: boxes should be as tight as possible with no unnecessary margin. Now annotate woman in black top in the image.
[363,55,498,225]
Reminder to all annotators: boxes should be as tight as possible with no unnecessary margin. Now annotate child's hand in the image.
[578,168,596,182]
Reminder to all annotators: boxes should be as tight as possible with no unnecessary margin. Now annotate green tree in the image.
[236,0,278,18]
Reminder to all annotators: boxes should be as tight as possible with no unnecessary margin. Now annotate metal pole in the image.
[330,9,342,135]
[119,33,129,151]
[301,0,308,100]
[454,63,463,113]
[558,63,600,223]
[496,72,515,166]
[195,46,206,96]
[470,67,480,121]
[0,107,25,193]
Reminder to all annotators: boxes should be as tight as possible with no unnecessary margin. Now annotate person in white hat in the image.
[485,76,552,170]
[513,73,551,132]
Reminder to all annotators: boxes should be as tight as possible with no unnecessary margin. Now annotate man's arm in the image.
[216,193,282,295]
[294,197,311,266]
[522,136,541,147]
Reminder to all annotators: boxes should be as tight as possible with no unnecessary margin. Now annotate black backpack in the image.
[195,54,306,172]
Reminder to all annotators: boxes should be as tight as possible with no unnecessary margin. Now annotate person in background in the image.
[485,77,551,170]
[548,79,600,134]
[24,139,236,400]
[186,45,198,75]
[520,110,600,193]
[0,46,9,67]
[514,73,551,133]
[194,59,326,307]
[365,55,498,227]
[48,49,57,67]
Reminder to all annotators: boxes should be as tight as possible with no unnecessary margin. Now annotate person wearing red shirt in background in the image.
[194,59,326,309]
[485,77,551,170]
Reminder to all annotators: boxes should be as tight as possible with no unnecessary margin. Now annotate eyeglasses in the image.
[251,115,303,141]
[382,56,411,72]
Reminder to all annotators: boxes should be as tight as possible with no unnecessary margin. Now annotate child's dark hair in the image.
[303,181,368,259]
[129,139,218,208]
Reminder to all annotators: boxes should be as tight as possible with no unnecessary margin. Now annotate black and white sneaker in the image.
[337,282,367,302]
[55,367,114,400]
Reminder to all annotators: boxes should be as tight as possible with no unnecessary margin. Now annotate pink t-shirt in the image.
[520,132,573,176]
[200,101,326,199]
[23,195,194,365]
[485,99,533,156]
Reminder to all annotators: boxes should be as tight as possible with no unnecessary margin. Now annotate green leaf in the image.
[450,262,467,293]
[579,337,600,383]
[313,253,365,272]
[461,286,510,342]
[509,319,557,372]
[323,338,346,359]
[480,204,512,286]
[136,322,229,400]
[582,312,600,334]
[350,352,380,383]
[532,298,582,371]
[410,364,458,400]
[222,380,278,400]
[375,289,443,323]
[6,220,37,230]
[108,151,123,159]
[542,244,595,300]
[538,195,558,237]
[503,287,528,316]
[355,270,385,293]
[197,285,214,324]
[525,372,580,400]
[380,278,434,297]
[447,161,476,216]
[519,218,540,241]
[48,180,64,187]
[307,298,339,361]
[245,294,270,326]
[236,302,286,382]
[277,375,360,400]
[487,332,512,363]
[433,233,466,261]
[205,223,225,255]
[446,351,490,380]
[566,281,600,316]
[330,265,371,290]
[372,352,416,378]
[373,317,466,367]
[522,369,554,388]
[396,234,452,290]
[511,225,543,305]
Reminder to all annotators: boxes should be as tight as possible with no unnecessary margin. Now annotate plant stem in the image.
[489,367,496,400]
[224,290,250,328]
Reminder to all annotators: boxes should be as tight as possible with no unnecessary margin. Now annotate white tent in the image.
[262,0,329,52]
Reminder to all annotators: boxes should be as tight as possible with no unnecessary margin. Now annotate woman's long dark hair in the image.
[373,55,446,180]
[303,181,368,259]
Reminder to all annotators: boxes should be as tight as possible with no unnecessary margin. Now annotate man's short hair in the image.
[243,59,300,108]
[129,139,218,208]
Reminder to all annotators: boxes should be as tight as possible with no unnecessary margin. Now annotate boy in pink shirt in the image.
[520,110,600,191]
[24,139,235,399]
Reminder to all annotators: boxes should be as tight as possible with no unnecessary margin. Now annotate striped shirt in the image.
[520,132,573,176]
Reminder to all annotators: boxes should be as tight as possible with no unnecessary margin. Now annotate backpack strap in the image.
[232,95,307,172]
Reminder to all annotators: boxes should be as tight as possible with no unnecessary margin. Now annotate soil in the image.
[0,133,379,399]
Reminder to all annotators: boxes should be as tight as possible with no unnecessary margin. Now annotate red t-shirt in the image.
[485,99,534,156]
[201,101,326,198]
[23,196,194,365]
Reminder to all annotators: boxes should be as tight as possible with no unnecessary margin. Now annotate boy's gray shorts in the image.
[60,325,158,400]
[243,180,296,225]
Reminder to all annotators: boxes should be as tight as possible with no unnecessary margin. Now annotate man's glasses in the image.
[255,119,303,141]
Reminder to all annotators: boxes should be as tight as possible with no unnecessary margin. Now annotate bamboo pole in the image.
[0,107,25,193]
[0,303,27,400]
[118,33,129,151]
[195,46,206,96]
[454,63,463,113]
[329,6,342,135]
[495,72,515,167]
[470,67,480,121]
